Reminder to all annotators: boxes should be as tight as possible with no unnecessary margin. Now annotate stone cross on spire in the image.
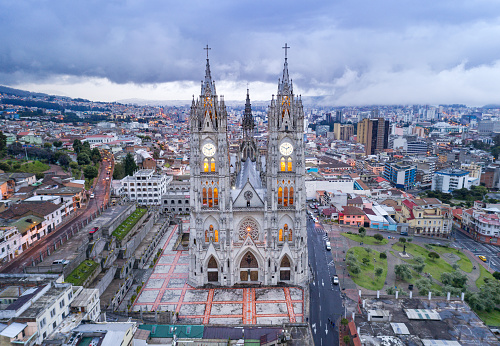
[204,44,211,59]
[282,43,290,60]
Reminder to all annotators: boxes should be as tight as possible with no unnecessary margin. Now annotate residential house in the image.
[339,206,367,227]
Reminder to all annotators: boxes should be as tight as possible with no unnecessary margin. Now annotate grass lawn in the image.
[428,245,473,273]
[476,265,495,289]
[342,232,388,245]
[112,208,147,241]
[65,260,99,286]
[347,246,387,290]
[475,309,500,327]
[392,243,454,283]
[1,160,50,175]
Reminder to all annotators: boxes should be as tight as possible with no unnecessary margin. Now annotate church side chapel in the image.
[188,45,308,287]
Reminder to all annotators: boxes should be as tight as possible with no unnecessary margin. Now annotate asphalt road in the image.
[0,156,113,273]
[308,217,342,346]
[453,231,500,271]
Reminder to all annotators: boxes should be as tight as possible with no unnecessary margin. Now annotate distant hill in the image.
[0,85,49,98]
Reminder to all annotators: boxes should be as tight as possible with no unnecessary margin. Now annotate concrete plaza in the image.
[132,225,305,324]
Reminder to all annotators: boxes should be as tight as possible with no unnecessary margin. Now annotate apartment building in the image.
[161,180,190,214]
[461,207,500,246]
[396,198,452,238]
[431,168,474,193]
[0,227,22,263]
[121,169,171,205]
[384,162,417,190]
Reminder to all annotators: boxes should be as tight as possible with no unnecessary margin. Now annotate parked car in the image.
[326,241,331,251]
[52,259,69,265]
[90,193,95,198]
[332,275,339,285]
[478,255,487,262]
[89,227,99,234]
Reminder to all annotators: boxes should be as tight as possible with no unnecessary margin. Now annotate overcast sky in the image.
[2,0,500,106]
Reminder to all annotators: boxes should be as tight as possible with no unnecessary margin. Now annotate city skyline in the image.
[2,1,500,106]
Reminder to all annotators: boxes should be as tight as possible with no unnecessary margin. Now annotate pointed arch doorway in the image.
[240,251,259,282]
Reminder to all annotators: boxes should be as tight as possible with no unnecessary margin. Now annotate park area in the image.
[341,231,500,326]
[112,208,147,241]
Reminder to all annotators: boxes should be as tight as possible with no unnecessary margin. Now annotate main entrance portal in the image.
[240,251,259,282]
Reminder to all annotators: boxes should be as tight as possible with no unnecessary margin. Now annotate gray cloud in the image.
[1,0,500,104]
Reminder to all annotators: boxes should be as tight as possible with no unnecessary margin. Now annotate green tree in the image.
[53,141,63,148]
[428,252,440,261]
[43,142,52,149]
[362,258,370,265]
[379,252,387,259]
[358,227,365,234]
[91,148,101,163]
[77,152,90,165]
[0,131,6,151]
[69,161,78,169]
[73,139,83,153]
[373,234,384,242]
[350,264,361,276]
[375,267,383,278]
[399,237,406,243]
[343,335,351,345]
[83,165,98,180]
[0,162,11,171]
[394,264,412,281]
[493,272,500,280]
[413,256,426,273]
[113,162,125,180]
[341,317,349,331]
[124,153,137,176]
[441,271,468,288]
[58,154,70,167]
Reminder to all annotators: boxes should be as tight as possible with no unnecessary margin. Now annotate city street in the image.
[0,156,113,273]
[453,231,500,271]
[308,217,342,346]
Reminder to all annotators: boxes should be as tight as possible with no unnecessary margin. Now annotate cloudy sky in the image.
[2,0,500,106]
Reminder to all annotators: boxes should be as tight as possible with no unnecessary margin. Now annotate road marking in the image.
[325,324,328,335]
[328,260,334,266]
[322,279,324,287]
[312,323,316,334]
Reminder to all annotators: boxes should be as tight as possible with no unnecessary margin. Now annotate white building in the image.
[0,227,22,263]
[431,168,475,193]
[70,287,101,322]
[82,134,118,147]
[121,169,171,205]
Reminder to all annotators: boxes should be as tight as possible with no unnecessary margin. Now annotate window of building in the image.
[280,157,286,172]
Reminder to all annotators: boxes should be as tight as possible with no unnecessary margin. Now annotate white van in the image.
[52,259,69,265]
[325,241,331,251]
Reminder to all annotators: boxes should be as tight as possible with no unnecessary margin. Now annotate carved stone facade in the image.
[189,50,308,287]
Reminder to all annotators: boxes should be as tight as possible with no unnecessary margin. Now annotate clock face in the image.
[202,143,216,157]
[279,142,294,156]
[244,191,253,200]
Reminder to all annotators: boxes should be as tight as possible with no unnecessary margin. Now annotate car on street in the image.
[90,193,95,198]
[326,241,331,251]
[106,177,109,180]
[89,227,99,234]
[332,275,339,285]
[478,255,487,262]
[52,259,70,265]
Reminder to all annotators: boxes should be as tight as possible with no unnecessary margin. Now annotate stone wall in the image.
[95,266,117,296]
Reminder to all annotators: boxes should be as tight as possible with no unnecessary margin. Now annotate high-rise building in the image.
[188,49,308,287]
[384,162,417,190]
[357,118,390,155]
[333,123,354,141]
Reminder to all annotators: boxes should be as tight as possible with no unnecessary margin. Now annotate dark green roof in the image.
[138,324,204,339]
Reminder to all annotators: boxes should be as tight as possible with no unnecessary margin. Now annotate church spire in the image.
[242,88,255,138]
[202,44,216,96]
[278,43,292,95]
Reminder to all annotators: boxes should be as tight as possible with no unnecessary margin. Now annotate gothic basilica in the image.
[188,47,308,287]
